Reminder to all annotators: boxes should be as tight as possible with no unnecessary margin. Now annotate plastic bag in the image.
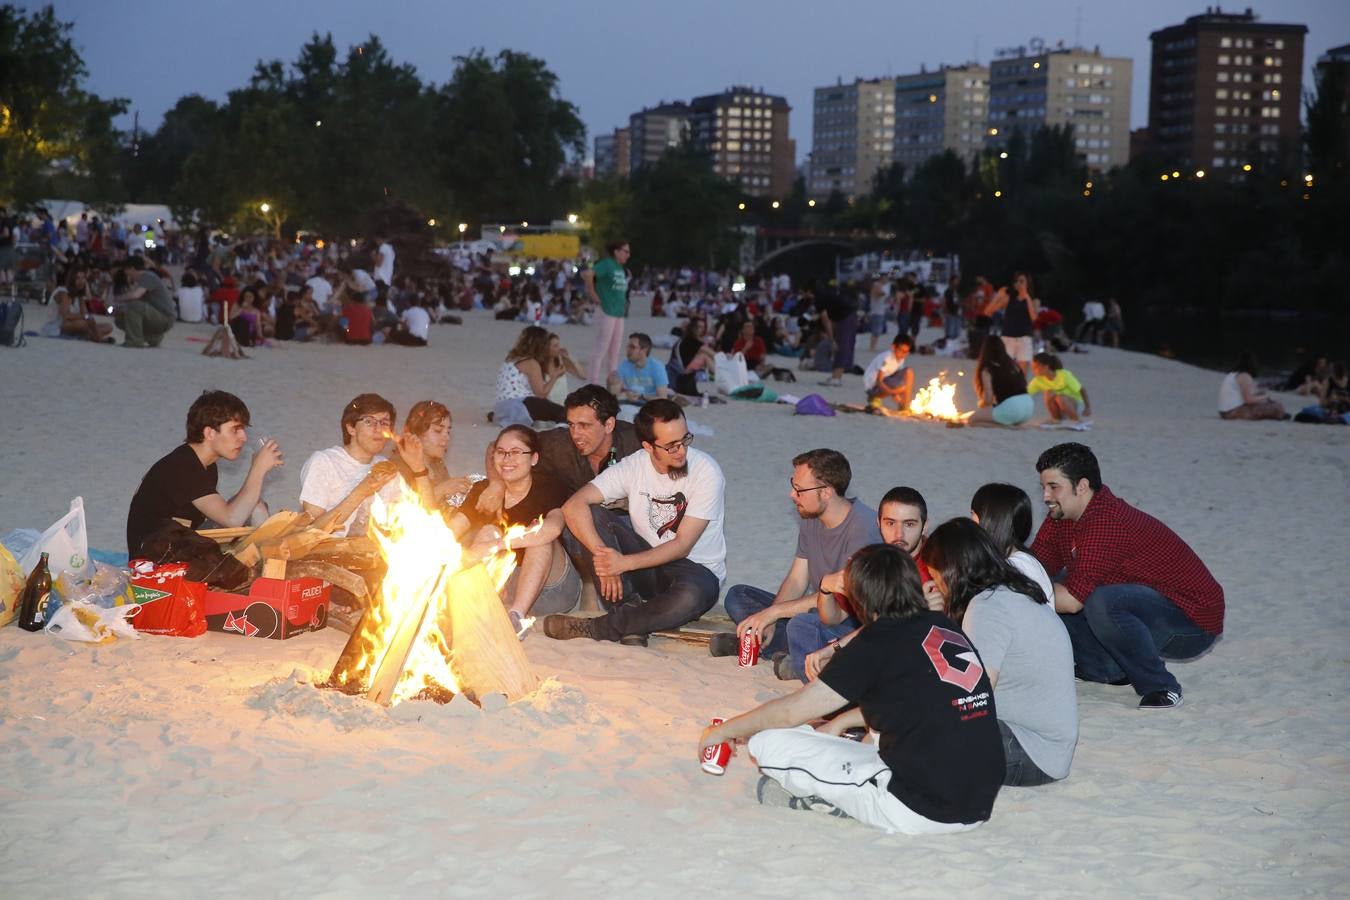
[45,601,141,643]
[45,562,135,626]
[13,497,90,581]
[0,543,23,627]
[714,352,750,393]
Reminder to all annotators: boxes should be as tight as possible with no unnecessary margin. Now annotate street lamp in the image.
[738,202,746,210]
[771,200,780,209]
[807,199,816,207]
[427,218,437,227]
[259,202,271,214]
[521,220,529,227]
[567,213,578,225]
[999,151,1008,159]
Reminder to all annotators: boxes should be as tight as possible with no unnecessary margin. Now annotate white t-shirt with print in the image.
[590,446,727,582]
[298,445,398,537]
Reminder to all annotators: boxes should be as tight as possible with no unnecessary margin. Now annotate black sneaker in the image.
[543,614,599,641]
[619,633,649,647]
[1138,689,1183,710]
[708,632,739,657]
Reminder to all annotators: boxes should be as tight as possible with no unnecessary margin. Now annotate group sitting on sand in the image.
[128,384,1223,838]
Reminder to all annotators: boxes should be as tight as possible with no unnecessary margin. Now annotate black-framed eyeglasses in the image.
[652,433,695,453]
[789,480,829,497]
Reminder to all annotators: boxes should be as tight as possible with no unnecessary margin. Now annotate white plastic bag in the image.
[714,352,750,393]
[17,497,90,582]
[45,601,141,643]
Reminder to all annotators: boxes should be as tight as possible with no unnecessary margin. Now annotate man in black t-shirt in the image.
[127,391,284,565]
[699,544,1003,834]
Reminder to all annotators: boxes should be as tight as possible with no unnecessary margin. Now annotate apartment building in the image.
[689,86,794,198]
[893,64,989,171]
[808,77,894,199]
[987,47,1132,169]
[627,102,691,173]
[1149,8,1307,171]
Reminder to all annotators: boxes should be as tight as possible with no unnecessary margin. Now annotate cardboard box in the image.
[204,576,329,640]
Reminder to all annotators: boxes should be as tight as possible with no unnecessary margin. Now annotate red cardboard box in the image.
[129,561,207,638]
[204,576,329,640]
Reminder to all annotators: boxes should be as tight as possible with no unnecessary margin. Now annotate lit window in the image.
[1216,89,1228,99]
[1218,55,1230,65]
[1220,37,1232,48]
[1274,39,1284,50]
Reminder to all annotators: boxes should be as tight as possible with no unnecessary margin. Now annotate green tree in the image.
[436,49,585,222]
[0,4,127,205]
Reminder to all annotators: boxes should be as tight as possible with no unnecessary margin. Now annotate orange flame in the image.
[350,486,523,705]
[909,373,972,422]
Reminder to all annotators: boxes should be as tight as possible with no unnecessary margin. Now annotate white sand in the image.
[2,310,1347,897]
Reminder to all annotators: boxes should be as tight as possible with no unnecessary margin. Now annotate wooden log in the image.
[439,564,538,703]
[365,567,445,706]
[255,528,336,561]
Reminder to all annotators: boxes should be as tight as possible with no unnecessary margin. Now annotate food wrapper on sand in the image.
[45,602,141,643]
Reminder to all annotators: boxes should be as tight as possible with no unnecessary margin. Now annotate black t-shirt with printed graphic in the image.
[819,611,1004,824]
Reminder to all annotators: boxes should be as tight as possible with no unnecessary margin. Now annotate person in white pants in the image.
[698,543,1005,834]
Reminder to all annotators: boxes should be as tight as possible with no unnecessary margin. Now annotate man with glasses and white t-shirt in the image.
[298,393,401,538]
[714,448,881,680]
[545,398,725,647]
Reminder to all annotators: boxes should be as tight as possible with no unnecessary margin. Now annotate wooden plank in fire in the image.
[365,565,449,706]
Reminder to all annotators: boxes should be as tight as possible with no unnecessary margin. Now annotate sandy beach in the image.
[1,309,1347,898]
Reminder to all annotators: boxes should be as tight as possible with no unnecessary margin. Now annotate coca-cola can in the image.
[701,717,731,775]
[738,631,760,668]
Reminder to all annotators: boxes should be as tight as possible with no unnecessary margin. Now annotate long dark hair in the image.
[844,543,927,625]
[919,518,1047,622]
[970,483,1034,556]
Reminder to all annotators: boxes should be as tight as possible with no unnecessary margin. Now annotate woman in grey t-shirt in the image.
[920,517,1078,786]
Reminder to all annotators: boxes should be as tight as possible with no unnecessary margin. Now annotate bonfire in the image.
[908,372,973,424]
[327,488,538,707]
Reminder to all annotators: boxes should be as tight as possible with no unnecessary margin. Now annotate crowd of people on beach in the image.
[126,361,1225,837]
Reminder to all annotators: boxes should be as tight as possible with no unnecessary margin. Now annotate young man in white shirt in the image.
[863,333,915,412]
[372,234,395,289]
[546,399,725,646]
[391,299,431,346]
[299,393,400,538]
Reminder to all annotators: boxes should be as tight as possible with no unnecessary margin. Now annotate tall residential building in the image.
[1149,9,1307,172]
[689,86,795,198]
[628,102,691,173]
[893,64,989,171]
[809,77,894,200]
[593,128,631,179]
[988,47,1133,170]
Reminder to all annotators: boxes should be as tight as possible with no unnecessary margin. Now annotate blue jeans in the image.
[562,506,719,641]
[1059,583,1217,696]
[723,584,789,658]
[785,610,859,683]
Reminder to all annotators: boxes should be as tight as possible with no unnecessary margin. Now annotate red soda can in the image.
[701,717,732,775]
[738,631,760,668]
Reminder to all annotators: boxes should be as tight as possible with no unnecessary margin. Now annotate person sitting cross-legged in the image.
[544,399,724,647]
[697,543,1004,835]
[714,449,880,681]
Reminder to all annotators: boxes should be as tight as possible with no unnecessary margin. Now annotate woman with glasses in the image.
[450,425,581,635]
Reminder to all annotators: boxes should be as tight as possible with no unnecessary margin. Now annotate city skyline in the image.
[60,0,1346,166]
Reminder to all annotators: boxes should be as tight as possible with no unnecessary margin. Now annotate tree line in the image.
[3,4,1346,333]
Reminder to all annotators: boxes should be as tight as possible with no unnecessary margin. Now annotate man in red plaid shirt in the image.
[1031,443,1224,710]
